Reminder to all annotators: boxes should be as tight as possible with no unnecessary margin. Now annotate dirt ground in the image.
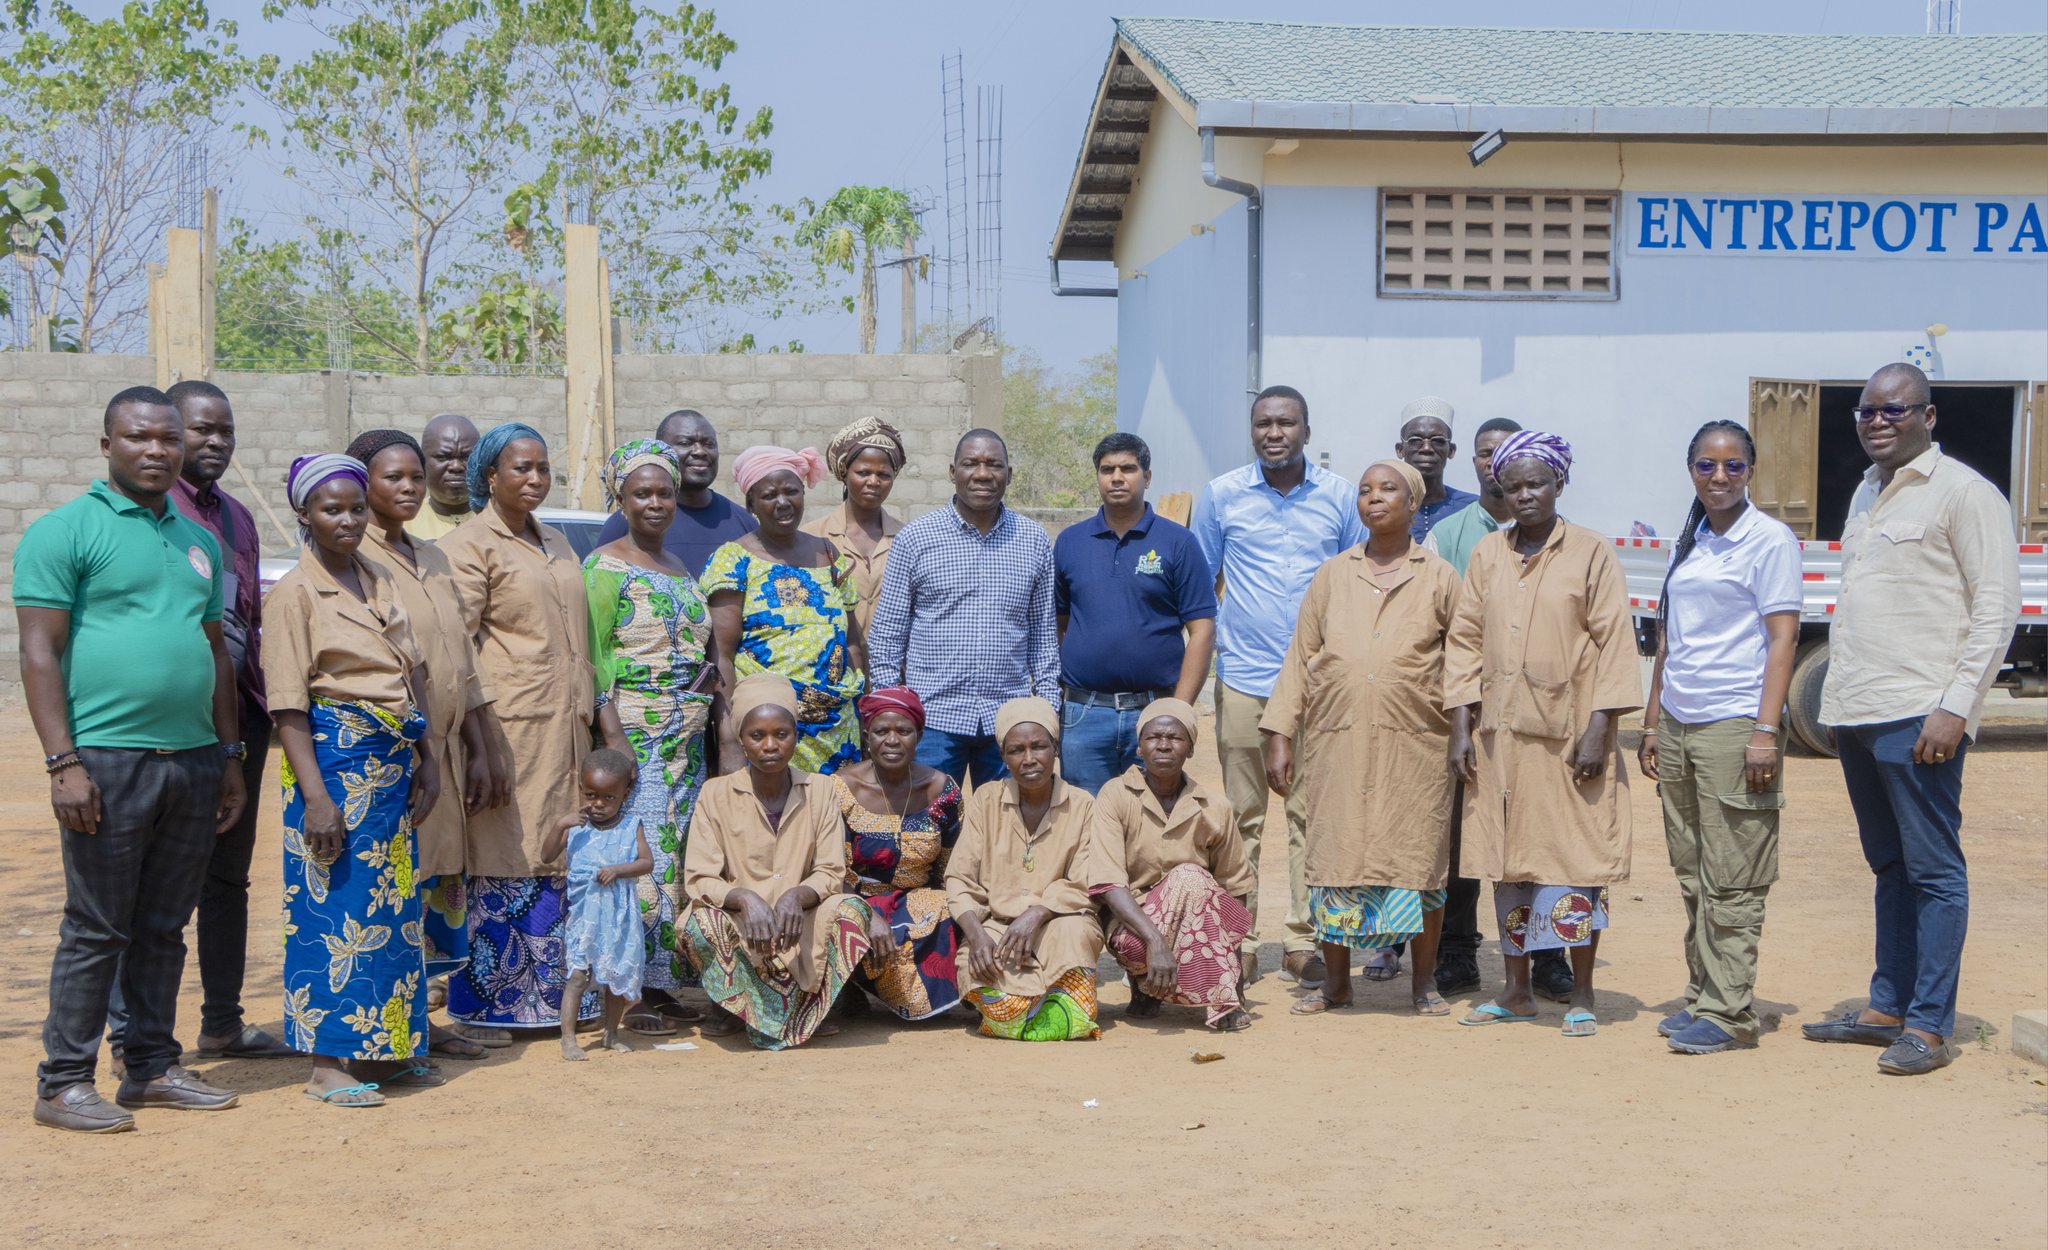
[0,710,2043,1250]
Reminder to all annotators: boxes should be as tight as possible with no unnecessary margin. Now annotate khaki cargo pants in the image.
[1657,712,1783,1043]
[1216,682,1313,956]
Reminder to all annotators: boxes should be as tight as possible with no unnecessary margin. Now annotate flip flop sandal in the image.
[623,1011,678,1037]
[376,1062,448,1088]
[699,1011,745,1038]
[1459,1001,1539,1027]
[1413,992,1453,1017]
[1361,950,1403,983]
[305,1082,384,1108]
[1290,992,1354,1016]
[1562,1010,1599,1038]
[1209,1008,1253,1032]
[653,1000,705,1025]
[451,1025,514,1049]
[428,1033,488,1060]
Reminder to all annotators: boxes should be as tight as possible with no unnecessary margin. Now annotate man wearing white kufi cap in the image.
[1395,395,1478,542]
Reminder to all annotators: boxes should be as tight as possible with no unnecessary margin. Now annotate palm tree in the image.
[797,185,916,353]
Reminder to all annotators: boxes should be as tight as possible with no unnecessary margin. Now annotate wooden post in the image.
[151,196,216,388]
[564,222,616,511]
[900,228,917,352]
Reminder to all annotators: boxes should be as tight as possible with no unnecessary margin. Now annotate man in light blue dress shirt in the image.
[1192,385,1365,989]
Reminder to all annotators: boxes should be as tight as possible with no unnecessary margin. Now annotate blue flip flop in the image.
[305,1082,383,1107]
[1459,1001,1539,1027]
[1562,1010,1599,1037]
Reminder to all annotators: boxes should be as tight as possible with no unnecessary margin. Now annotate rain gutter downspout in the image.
[1048,255,1118,297]
[1201,126,1261,402]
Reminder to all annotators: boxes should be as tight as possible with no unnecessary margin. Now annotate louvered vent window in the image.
[1380,191,1617,299]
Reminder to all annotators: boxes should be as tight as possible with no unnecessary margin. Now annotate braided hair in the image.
[1657,419,1757,628]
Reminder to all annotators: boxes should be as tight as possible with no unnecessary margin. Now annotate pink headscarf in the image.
[732,445,828,497]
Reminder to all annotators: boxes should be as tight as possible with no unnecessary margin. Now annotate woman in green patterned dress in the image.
[702,445,865,776]
[586,440,715,1033]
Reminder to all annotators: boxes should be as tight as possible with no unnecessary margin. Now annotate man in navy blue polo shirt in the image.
[1053,433,1216,794]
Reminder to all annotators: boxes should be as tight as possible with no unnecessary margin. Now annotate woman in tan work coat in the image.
[1443,430,1641,1037]
[946,698,1105,1041]
[1262,460,1462,1018]
[438,422,619,1035]
[679,673,874,1050]
[348,427,504,1060]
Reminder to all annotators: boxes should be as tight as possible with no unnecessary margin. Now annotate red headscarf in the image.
[857,686,926,732]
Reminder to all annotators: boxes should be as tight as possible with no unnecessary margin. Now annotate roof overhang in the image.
[1049,43,1163,266]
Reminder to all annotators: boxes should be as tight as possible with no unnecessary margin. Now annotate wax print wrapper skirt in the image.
[447,876,601,1027]
[1100,864,1251,1026]
[421,875,468,978]
[280,700,430,1061]
[1311,885,1449,952]
[969,967,1101,1042]
[1494,882,1611,954]
[680,898,871,1051]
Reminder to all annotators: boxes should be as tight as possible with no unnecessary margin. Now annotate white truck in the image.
[1614,534,2048,757]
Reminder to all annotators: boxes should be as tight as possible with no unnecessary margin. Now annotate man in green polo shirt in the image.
[15,385,247,1133]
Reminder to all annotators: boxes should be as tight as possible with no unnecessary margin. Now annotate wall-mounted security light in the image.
[1468,129,1507,167]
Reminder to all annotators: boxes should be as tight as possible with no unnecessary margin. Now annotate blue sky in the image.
[109,1,2048,372]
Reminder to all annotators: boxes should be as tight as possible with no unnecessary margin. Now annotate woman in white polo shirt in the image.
[1637,420,1802,1056]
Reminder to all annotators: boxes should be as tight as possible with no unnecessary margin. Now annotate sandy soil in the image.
[0,713,2042,1250]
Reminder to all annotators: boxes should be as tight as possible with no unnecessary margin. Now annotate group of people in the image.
[17,358,2020,1132]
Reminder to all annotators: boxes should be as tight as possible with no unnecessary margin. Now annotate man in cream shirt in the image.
[1806,362,2020,1077]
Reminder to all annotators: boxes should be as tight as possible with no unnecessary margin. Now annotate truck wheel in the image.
[1787,638,1836,758]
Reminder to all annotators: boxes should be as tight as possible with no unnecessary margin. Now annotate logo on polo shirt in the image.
[1135,549,1163,575]
[188,545,212,579]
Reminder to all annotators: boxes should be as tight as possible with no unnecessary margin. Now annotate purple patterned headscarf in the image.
[286,453,369,510]
[1489,429,1573,488]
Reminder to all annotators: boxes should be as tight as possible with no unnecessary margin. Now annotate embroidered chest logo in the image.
[1134,549,1163,576]
[187,545,212,580]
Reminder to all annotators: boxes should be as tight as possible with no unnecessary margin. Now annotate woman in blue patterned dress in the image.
[703,445,865,775]
[264,454,443,1108]
[585,439,715,1033]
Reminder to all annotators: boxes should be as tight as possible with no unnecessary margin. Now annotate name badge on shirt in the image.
[187,545,212,580]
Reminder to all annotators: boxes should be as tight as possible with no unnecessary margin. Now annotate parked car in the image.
[259,507,611,595]
[1614,533,2047,757]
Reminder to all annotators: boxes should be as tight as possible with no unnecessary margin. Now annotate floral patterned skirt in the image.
[446,876,600,1028]
[1102,864,1252,1027]
[420,875,468,978]
[968,968,1101,1042]
[857,886,962,1020]
[614,704,708,993]
[279,699,429,1061]
[680,899,870,1051]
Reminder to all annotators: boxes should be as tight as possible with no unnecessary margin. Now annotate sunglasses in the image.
[1401,436,1450,452]
[1691,458,1749,478]
[1851,403,1927,425]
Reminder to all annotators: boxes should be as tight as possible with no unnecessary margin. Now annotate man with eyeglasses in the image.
[1805,362,2019,1077]
[593,408,757,578]
[1394,396,1479,541]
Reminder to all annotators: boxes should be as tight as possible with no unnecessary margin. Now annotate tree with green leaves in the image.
[1001,343,1116,509]
[213,216,415,370]
[0,0,243,351]
[0,157,64,327]
[257,0,530,371]
[797,185,917,354]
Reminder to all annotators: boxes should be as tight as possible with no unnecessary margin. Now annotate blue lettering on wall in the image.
[1621,195,2046,259]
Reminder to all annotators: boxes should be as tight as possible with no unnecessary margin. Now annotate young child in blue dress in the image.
[543,749,653,1061]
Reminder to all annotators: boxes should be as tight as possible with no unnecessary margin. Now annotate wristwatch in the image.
[1753,723,1780,736]
[221,741,249,760]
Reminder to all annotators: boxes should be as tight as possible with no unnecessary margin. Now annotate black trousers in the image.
[38,746,222,1097]
[107,721,269,1044]
[1440,779,1483,956]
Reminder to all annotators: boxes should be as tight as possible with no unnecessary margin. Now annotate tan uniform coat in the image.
[362,526,495,876]
[946,779,1104,998]
[682,770,862,993]
[261,550,423,717]
[1083,767,1253,896]
[439,510,593,877]
[1443,521,1641,885]
[1261,542,1460,890]
[801,502,902,639]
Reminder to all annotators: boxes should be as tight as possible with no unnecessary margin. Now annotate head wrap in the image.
[465,421,546,512]
[857,686,926,732]
[825,416,906,482]
[1400,395,1455,429]
[1363,458,1426,508]
[344,429,425,474]
[730,672,799,723]
[732,445,828,498]
[602,438,682,511]
[995,696,1060,747]
[1490,429,1573,488]
[287,453,369,511]
[1137,698,1198,744]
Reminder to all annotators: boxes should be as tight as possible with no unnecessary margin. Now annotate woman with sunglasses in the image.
[1637,421,1802,1055]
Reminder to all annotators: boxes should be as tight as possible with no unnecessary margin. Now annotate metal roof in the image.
[1049,20,2048,264]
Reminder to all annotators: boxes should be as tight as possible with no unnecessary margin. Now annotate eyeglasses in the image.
[1851,403,1927,425]
[1401,436,1450,452]
[1691,458,1749,479]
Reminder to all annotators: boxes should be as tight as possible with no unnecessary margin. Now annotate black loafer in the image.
[1434,951,1481,996]
[1531,950,1575,1002]
[116,1065,238,1111]
[34,1085,135,1134]
[1800,1010,1904,1047]
[196,1024,297,1060]
[1877,1033,1954,1076]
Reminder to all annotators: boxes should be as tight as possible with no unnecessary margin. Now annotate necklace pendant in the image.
[1023,848,1035,872]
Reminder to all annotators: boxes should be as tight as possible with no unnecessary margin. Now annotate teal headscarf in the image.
[466,422,546,512]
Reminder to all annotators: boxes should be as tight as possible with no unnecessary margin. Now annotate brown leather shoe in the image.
[35,1084,136,1133]
[1280,950,1327,989]
[116,1065,238,1112]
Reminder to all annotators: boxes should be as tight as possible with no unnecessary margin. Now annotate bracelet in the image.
[46,755,84,776]
[1753,723,1779,736]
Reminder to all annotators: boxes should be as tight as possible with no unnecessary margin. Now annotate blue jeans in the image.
[916,728,1008,789]
[1835,717,1970,1038]
[1058,701,1141,795]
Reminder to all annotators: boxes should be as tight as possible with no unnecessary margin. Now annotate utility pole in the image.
[900,226,917,352]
